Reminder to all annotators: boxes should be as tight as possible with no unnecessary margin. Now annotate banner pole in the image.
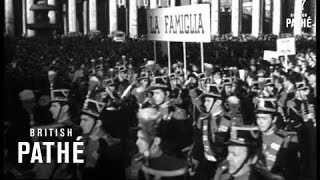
[200,42,204,73]
[153,41,157,62]
[183,41,187,80]
[168,41,171,75]
[284,55,288,72]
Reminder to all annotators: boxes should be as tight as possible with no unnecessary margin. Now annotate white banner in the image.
[263,50,278,62]
[277,37,296,55]
[147,4,211,42]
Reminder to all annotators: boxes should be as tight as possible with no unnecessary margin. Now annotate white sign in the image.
[263,50,278,62]
[277,37,296,55]
[147,4,211,42]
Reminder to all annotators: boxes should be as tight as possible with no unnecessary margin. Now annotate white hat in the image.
[19,89,35,101]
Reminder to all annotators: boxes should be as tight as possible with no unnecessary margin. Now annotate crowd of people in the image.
[4,33,316,180]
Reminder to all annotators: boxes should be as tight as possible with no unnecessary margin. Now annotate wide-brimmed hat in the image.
[137,71,150,81]
[295,80,309,91]
[264,77,274,86]
[200,84,223,98]
[81,98,106,119]
[254,97,277,114]
[50,89,70,102]
[146,76,169,91]
[226,125,260,147]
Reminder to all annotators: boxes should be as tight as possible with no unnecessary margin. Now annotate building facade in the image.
[4,0,316,38]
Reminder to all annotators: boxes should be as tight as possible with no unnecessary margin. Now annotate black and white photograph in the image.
[3,0,317,179]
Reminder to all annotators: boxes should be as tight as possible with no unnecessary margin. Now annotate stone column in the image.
[170,0,176,7]
[89,0,97,31]
[272,0,282,35]
[22,0,27,36]
[48,0,56,24]
[109,0,118,34]
[5,0,14,37]
[129,0,138,37]
[293,0,303,35]
[83,0,88,34]
[252,0,264,37]
[231,0,242,36]
[150,0,157,9]
[211,0,220,36]
[191,0,198,4]
[68,0,77,33]
[63,3,68,34]
[4,0,14,37]
[26,0,35,37]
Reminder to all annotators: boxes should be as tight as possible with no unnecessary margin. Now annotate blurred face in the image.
[296,88,310,100]
[265,85,275,95]
[213,73,221,81]
[256,113,274,132]
[257,77,265,83]
[293,66,301,73]
[225,85,232,96]
[171,79,179,88]
[97,70,104,78]
[152,89,167,105]
[199,79,205,89]
[188,77,197,85]
[204,97,215,112]
[274,80,283,91]
[178,75,184,84]
[80,114,96,135]
[250,65,256,72]
[139,79,149,87]
[22,99,36,114]
[283,79,291,88]
[136,131,149,154]
[307,74,316,87]
[227,146,250,174]
[121,72,128,79]
[246,76,253,86]
[107,85,115,92]
[50,102,61,120]
[118,72,124,81]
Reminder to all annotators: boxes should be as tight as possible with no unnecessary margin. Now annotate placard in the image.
[147,4,211,42]
[263,50,278,62]
[277,37,296,55]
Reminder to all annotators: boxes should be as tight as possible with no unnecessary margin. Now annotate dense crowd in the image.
[4,33,316,180]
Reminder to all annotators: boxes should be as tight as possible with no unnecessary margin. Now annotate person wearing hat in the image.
[100,78,120,104]
[254,97,300,180]
[284,79,316,179]
[29,86,82,179]
[213,125,267,180]
[49,89,73,124]
[145,76,193,164]
[115,65,130,97]
[78,98,125,180]
[222,78,234,97]
[19,89,37,126]
[135,107,189,179]
[131,71,150,107]
[5,90,36,173]
[260,77,276,98]
[277,73,296,108]
[189,84,232,180]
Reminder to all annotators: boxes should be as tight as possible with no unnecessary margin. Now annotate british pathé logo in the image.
[286,0,313,28]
